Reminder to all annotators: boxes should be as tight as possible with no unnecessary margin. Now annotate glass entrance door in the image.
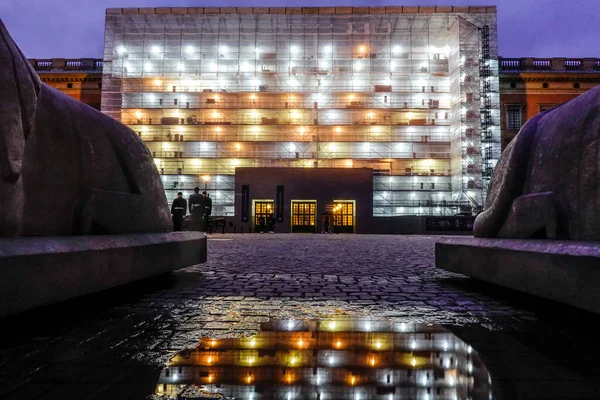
[333,201,355,233]
[253,200,274,233]
[291,201,316,233]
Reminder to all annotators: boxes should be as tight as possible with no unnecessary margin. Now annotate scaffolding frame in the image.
[102,7,499,217]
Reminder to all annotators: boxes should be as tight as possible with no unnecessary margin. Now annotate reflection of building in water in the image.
[152,317,493,399]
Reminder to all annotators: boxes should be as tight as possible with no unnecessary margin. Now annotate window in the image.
[510,82,516,88]
[542,82,548,88]
[538,104,557,112]
[292,202,315,226]
[507,107,522,131]
[574,82,580,89]
[67,83,73,89]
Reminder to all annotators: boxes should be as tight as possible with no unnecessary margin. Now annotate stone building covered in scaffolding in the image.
[101,6,500,232]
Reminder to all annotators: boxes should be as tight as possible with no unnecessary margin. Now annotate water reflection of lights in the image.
[152,316,494,399]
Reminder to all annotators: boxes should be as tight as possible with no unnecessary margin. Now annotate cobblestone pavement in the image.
[1,234,600,399]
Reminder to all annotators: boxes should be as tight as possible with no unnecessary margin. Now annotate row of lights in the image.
[118,44,454,57]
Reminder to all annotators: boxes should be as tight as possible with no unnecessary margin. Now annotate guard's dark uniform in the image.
[203,195,213,232]
[171,197,187,231]
[188,193,206,231]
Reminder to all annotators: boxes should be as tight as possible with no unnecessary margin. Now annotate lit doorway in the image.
[333,200,355,233]
[291,200,317,233]
[252,200,274,233]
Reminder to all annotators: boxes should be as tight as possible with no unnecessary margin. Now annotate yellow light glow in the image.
[250,94,256,100]
[213,111,219,118]
[249,358,255,365]
[411,357,417,367]
[207,356,213,363]
[346,160,353,167]
[235,143,241,150]
[329,321,336,330]
[210,340,217,347]
[408,112,414,119]
[299,127,305,134]
[208,375,214,383]
[376,341,382,349]
[290,357,296,365]
[216,127,222,132]
[154,79,162,86]
[351,376,356,385]
[246,374,253,383]
[214,94,220,100]
[298,339,303,347]
[251,110,259,117]
[368,112,374,118]
[202,175,210,182]
[349,95,355,100]
[370,357,376,366]
[335,340,342,348]
[174,111,180,118]
[250,338,256,347]
[335,127,341,133]
[359,46,366,52]
[135,111,142,119]
[286,374,293,383]
[232,159,240,165]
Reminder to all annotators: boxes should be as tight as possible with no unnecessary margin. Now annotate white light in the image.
[289,142,295,151]
[323,45,333,53]
[393,45,401,53]
[287,320,294,330]
[116,46,126,54]
[220,45,228,53]
[467,345,472,354]
[448,377,455,386]
[410,340,417,349]
[151,46,161,54]
[178,62,184,71]
[251,78,260,87]
[255,47,260,54]
[290,45,299,53]
[468,362,473,373]
[185,46,194,54]
[422,376,427,385]
[443,341,449,351]
[211,61,218,72]
[145,63,152,71]
[328,356,334,365]
[354,61,362,71]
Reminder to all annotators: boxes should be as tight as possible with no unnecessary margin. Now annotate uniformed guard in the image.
[202,191,213,234]
[188,187,206,231]
[170,192,187,231]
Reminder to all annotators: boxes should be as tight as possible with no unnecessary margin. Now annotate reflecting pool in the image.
[149,316,492,400]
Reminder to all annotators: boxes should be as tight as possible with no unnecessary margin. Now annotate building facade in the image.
[101,6,501,226]
[29,58,104,110]
[499,57,600,150]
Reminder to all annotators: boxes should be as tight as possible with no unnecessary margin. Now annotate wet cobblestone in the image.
[1,234,600,399]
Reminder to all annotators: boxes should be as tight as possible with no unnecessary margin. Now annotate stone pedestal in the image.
[436,237,600,315]
[0,232,206,318]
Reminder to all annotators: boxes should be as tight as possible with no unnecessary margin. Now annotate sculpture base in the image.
[0,232,206,318]
[436,237,600,315]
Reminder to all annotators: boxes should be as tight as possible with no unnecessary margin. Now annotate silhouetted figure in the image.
[258,216,266,233]
[266,214,275,233]
[323,216,330,234]
[189,187,206,231]
[202,191,212,233]
[170,192,187,231]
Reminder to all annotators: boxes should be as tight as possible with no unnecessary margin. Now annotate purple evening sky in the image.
[1,0,598,59]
